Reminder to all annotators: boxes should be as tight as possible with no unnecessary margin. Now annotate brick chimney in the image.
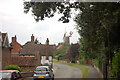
[0,32,2,47]
[46,38,49,60]
[12,35,17,42]
[31,34,34,44]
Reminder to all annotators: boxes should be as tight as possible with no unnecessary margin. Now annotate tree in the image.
[67,43,80,62]
[24,2,120,77]
[54,49,67,60]
[34,38,39,44]
[24,2,79,23]
[74,2,120,78]
[111,48,120,78]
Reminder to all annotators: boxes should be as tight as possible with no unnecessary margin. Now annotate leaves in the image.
[54,49,67,58]
[111,48,120,76]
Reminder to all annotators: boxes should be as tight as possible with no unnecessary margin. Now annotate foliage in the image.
[111,48,120,77]
[24,2,75,23]
[61,42,70,47]
[54,49,67,59]
[4,65,21,72]
[93,59,99,67]
[67,43,80,62]
[24,2,120,77]
[75,2,120,62]
[34,38,39,44]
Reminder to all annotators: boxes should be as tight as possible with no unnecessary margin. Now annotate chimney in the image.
[46,38,49,60]
[46,38,49,46]
[15,35,16,42]
[12,35,17,42]
[31,34,34,44]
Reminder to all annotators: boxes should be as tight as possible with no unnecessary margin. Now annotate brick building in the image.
[0,33,55,71]
[0,32,2,69]
[10,35,22,56]
[11,56,36,71]
[0,32,11,69]
[11,34,55,71]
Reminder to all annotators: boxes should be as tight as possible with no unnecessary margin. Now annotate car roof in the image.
[0,70,19,72]
[36,66,49,68]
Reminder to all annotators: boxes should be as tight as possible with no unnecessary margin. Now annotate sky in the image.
[0,0,80,45]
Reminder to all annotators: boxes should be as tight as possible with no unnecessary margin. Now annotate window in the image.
[36,68,49,72]
[0,72,11,78]
[16,72,22,79]
[12,72,17,80]
[4,41,9,48]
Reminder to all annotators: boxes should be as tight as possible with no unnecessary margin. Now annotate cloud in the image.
[0,0,80,45]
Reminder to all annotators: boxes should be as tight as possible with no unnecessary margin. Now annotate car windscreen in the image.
[0,72,11,78]
[36,68,48,71]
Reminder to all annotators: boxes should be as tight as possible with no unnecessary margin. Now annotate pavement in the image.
[87,65,101,80]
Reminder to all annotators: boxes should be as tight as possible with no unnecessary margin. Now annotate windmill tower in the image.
[63,29,73,44]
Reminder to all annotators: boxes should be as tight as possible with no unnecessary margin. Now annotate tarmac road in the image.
[53,63,81,78]
[24,63,81,80]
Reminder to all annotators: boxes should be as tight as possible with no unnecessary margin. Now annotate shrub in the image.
[4,65,21,71]
[111,48,120,77]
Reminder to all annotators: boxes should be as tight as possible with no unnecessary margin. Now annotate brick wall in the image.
[11,35,22,55]
[2,48,11,69]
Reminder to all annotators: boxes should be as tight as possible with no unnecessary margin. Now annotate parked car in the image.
[0,70,24,80]
[33,66,54,80]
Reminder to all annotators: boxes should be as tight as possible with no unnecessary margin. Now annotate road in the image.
[24,63,81,80]
[53,63,81,78]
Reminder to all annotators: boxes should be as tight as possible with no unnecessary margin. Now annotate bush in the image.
[4,65,21,71]
[111,48,120,77]
[93,59,99,67]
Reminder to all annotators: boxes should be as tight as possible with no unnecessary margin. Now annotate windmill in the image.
[63,29,73,44]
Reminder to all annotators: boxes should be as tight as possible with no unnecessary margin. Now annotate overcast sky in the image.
[0,0,80,45]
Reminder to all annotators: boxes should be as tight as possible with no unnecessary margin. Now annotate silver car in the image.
[33,66,54,80]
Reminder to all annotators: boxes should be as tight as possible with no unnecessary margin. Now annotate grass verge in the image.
[54,61,89,78]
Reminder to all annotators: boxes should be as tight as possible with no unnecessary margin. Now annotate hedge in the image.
[4,65,21,71]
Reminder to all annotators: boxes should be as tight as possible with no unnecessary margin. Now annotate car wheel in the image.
[52,78,54,80]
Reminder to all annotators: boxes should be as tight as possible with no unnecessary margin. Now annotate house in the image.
[2,33,9,48]
[10,35,22,56]
[0,32,11,69]
[11,56,36,71]
[19,34,54,65]
[0,32,2,69]
[11,34,55,71]
[56,43,63,50]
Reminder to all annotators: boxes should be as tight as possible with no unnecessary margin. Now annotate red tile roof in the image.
[56,45,63,49]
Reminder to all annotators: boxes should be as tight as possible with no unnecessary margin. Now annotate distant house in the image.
[10,35,22,56]
[0,32,11,69]
[56,43,63,50]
